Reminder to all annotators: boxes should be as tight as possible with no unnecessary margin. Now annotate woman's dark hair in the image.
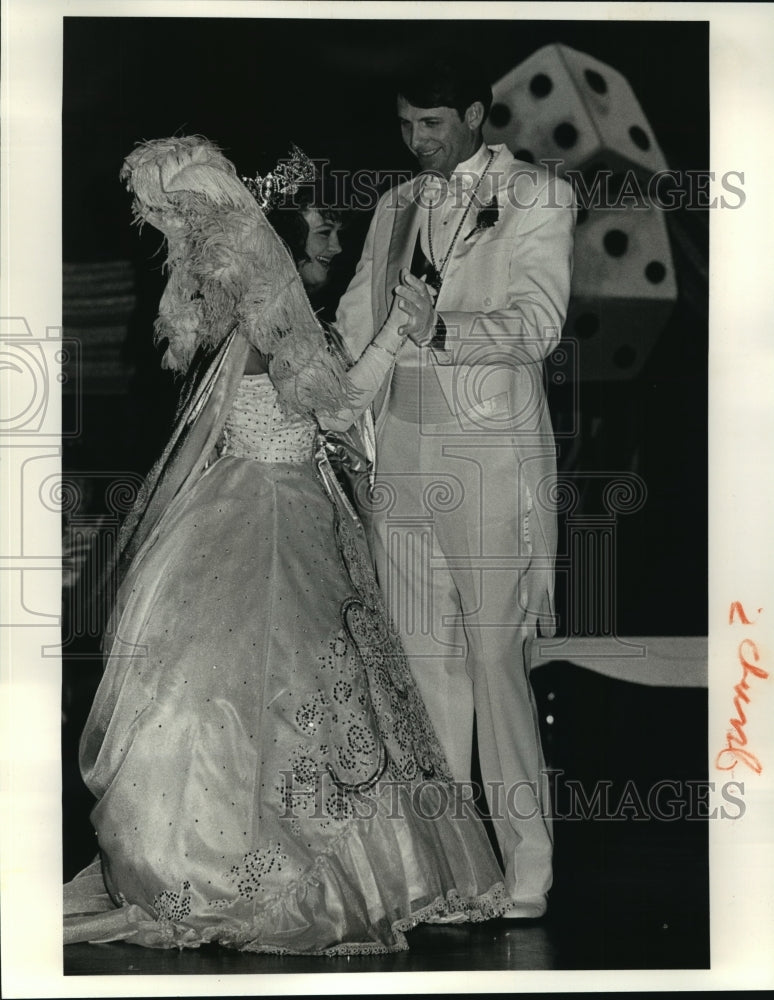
[265,181,346,266]
[395,48,493,122]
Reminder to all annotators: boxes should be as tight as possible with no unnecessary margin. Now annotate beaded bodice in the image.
[219,374,317,464]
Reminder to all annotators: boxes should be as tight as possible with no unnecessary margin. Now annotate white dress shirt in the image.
[398,143,494,374]
[418,143,493,271]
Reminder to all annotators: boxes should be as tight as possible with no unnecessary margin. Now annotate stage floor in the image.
[64,816,708,975]
[63,657,710,976]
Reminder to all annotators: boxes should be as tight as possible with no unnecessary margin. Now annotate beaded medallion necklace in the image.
[425,147,496,294]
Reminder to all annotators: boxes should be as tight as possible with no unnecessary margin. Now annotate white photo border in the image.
[2,1,773,995]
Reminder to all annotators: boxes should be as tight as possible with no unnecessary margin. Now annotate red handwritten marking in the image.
[716,604,769,774]
[728,601,759,625]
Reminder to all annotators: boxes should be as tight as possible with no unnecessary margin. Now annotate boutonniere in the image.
[464,196,500,242]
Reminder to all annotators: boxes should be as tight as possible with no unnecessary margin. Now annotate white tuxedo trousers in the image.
[368,390,553,902]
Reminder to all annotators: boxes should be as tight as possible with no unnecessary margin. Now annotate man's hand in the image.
[393,269,437,347]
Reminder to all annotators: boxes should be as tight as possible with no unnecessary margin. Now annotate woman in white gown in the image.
[64,137,507,955]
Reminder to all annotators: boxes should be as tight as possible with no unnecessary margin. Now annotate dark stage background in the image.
[62,23,710,959]
[62,15,709,638]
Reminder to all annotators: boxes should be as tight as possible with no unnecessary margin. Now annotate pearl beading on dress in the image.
[219,374,317,464]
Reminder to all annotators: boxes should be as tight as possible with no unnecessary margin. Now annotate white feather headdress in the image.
[120,135,349,417]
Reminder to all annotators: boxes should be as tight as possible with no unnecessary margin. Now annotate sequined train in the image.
[65,374,507,954]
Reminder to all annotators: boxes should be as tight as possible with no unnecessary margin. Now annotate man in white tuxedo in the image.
[335,51,575,917]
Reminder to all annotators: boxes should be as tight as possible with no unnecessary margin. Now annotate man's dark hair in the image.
[395,48,493,122]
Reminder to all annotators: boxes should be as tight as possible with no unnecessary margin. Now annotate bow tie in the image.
[420,170,482,204]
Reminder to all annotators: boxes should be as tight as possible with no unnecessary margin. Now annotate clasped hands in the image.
[395,268,437,346]
[379,268,437,349]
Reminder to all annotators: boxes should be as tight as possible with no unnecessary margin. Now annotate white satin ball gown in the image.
[64,371,507,955]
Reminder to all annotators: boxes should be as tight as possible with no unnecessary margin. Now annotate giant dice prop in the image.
[483,43,668,176]
[562,203,677,381]
[484,45,677,380]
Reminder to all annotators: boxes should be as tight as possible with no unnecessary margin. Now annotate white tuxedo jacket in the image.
[335,144,576,631]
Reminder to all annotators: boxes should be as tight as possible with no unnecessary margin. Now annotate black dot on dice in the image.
[603,229,629,257]
[530,73,553,98]
[575,313,600,338]
[645,260,666,283]
[613,345,637,369]
[584,69,608,94]
[629,125,651,151]
[515,148,535,163]
[553,122,578,149]
[576,207,589,226]
[489,102,511,128]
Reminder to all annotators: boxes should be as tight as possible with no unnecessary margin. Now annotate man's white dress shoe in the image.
[501,896,547,919]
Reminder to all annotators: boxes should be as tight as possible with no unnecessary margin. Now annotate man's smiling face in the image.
[397,97,480,180]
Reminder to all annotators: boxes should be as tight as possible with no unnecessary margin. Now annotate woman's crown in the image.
[242,144,317,211]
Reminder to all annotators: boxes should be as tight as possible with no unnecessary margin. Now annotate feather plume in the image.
[121,135,353,417]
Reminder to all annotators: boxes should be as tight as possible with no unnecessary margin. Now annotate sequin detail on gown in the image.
[218,373,316,464]
[68,373,507,955]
